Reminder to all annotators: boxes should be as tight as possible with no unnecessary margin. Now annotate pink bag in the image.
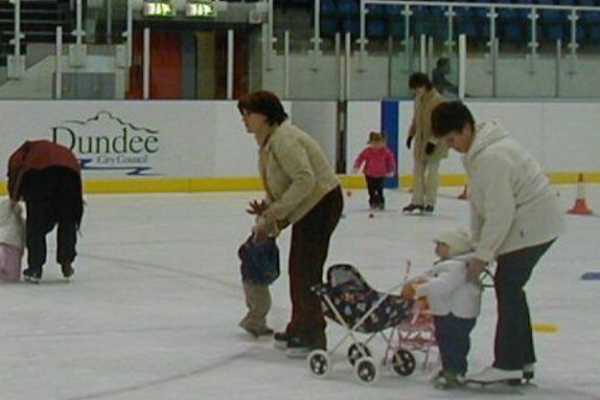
[0,244,23,282]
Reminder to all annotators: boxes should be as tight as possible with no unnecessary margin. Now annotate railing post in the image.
[227,29,234,100]
[567,9,578,75]
[310,0,323,70]
[55,26,63,99]
[143,27,151,100]
[284,30,290,98]
[527,6,539,74]
[445,5,455,56]
[458,33,467,100]
[117,0,133,68]
[7,0,25,79]
[69,0,87,67]
[555,39,562,98]
[265,0,276,70]
[357,0,368,70]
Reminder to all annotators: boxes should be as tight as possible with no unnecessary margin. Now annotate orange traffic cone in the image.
[568,173,593,215]
[458,185,469,200]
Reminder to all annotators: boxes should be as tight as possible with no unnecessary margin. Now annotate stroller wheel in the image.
[392,349,416,376]
[347,343,371,366]
[354,357,378,385]
[307,350,332,378]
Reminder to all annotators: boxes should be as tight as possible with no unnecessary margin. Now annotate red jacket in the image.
[353,146,396,178]
[7,140,81,200]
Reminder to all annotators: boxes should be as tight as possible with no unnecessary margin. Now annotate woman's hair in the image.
[237,91,289,126]
[408,72,433,90]
[431,101,475,138]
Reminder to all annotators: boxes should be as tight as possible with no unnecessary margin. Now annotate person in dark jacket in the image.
[7,140,84,283]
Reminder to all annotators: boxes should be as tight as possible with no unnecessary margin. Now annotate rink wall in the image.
[0,99,598,194]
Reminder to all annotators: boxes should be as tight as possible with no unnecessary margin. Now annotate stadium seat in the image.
[538,0,568,42]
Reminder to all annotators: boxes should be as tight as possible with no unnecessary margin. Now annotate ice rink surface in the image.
[2,184,600,400]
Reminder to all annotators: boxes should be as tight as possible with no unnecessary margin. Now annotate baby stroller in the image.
[307,263,416,384]
[390,261,438,372]
[392,298,437,372]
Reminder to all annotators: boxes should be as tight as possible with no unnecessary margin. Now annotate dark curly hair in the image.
[237,91,289,126]
[408,72,433,91]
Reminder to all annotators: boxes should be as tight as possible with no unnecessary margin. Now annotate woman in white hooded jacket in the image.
[431,102,565,384]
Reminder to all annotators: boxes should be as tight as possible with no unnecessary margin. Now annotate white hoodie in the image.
[0,199,25,249]
[413,254,482,319]
[464,121,565,262]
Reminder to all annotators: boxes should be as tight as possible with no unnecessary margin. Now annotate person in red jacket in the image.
[353,131,397,210]
[7,140,84,283]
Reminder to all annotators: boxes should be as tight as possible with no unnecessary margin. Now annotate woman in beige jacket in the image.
[238,91,343,358]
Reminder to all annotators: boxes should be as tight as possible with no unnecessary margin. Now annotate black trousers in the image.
[365,176,385,208]
[23,168,83,273]
[493,240,556,370]
[286,186,343,347]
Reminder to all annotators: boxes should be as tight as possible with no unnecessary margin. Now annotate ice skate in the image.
[61,263,74,279]
[433,371,465,390]
[465,366,523,386]
[402,203,424,215]
[23,267,42,284]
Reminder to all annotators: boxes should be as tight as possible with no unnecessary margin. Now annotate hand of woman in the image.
[252,226,270,244]
[246,199,268,216]
[467,258,488,281]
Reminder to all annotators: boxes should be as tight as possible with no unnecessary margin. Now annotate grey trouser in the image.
[411,157,441,207]
[240,282,272,330]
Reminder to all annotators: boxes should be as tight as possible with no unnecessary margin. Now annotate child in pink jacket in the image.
[353,131,397,210]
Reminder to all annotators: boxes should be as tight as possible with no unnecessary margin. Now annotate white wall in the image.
[0,99,598,185]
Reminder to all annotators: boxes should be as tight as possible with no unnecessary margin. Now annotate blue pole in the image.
[381,99,399,188]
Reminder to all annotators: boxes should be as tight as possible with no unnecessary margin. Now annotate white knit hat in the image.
[434,227,472,257]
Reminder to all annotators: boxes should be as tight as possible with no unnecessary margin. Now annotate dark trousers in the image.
[286,186,343,347]
[493,240,556,370]
[365,176,385,209]
[434,314,476,375]
[23,168,83,273]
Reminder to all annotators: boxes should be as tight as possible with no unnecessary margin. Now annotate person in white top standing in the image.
[402,228,481,389]
[431,102,565,384]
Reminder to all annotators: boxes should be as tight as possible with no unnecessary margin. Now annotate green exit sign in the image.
[185,1,217,18]
[143,1,176,17]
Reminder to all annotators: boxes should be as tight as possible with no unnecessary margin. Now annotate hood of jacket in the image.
[465,120,509,162]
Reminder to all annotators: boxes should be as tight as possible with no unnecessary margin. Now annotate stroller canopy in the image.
[318,264,413,333]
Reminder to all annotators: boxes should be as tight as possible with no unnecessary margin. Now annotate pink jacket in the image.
[354,147,396,178]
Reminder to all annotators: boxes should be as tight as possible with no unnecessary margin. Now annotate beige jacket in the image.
[257,122,339,227]
[411,89,448,161]
[464,121,565,262]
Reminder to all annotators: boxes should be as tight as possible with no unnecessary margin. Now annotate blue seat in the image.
[497,4,528,44]
[536,0,568,42]
[367,19,387,38]
[366,4,386,39]
[320,0,337,17]
[366,4,386,17]
[385,4,404,18]
[455,5,480,40]
[321,17,339,37]
[388,18,406,39]
[341,18,360,37]
[338,0,359,17]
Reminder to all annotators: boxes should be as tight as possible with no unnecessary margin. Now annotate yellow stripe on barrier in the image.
[0,172,597,195]
[532,323,558,333]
